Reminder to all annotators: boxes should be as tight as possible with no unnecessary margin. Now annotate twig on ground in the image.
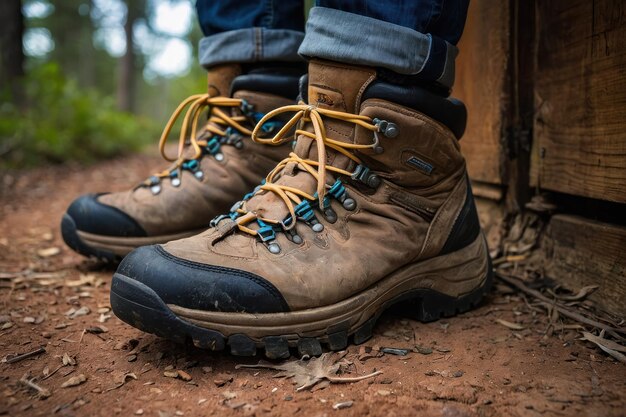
[326,370,383,384]
[495,272,626,335]
[19,374,51,398]
[4,347,46,364]
[42,364,65,381]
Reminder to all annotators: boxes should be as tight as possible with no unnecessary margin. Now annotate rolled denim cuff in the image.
[199,28,305,69]
[298,7,458,89]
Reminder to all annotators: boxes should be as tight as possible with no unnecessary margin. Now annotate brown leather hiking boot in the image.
[61,64,300,261]
[110,60,492,358]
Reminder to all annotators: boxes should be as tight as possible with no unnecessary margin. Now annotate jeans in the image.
[196,0,469,89]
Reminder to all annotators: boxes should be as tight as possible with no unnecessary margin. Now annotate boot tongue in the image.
[294,60,377,163]
[206,64,242,97]
[244,60,376,223]
[307,59,376,114]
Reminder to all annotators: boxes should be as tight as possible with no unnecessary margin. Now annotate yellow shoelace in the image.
[144,94,254,185]
[232,103,381,237]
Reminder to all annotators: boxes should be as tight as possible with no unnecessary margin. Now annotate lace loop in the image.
[143,94,255,188]
[229,103,381,241]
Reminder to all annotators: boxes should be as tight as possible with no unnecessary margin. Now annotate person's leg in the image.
[61,1,306,261]
[300,0,469,92]
[196,0,305,70]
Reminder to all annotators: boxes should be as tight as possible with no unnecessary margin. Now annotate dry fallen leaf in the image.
[213,374,233,387]
[98,313,112,323]
[414,345,433,355]
[65,274,96,288]
[66,306,90,319]
[222,391,237,400]
[62,353,76,366]
[37,247,60,258]
[86,326,108,334]
[333,401,353,410]
[177,370,192,382]
[61,374,87,388]
[555,285,599,301]
[19,374,52,398]
[106,372,138,392]
[496,319,525,330]
[236,352,382,391]
[581,332,626,364]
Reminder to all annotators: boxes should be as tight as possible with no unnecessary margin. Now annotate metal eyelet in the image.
[352,164,381,189]
[323,208,337,223]
[373,118,399,138]
[267,241,281,254]
[342,198,356,211]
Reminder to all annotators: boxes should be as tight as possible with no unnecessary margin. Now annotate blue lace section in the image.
[159,106,285,186]
[210,178,356,252]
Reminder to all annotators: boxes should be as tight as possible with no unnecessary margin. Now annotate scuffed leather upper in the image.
[96,73,294,236]
[149,60,477,312]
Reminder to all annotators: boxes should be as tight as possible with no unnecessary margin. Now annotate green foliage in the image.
[0,62,159,167]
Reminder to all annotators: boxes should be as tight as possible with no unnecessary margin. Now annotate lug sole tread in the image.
[110,260,493,358]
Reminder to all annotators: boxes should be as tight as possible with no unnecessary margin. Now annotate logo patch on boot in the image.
[316,93,335,106]
[406,156,434,175]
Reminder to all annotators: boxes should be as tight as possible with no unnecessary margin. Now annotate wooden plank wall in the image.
[454,0,511,195]
[531,0,626,203]
[456,1,625,318]
[543,215,626,317]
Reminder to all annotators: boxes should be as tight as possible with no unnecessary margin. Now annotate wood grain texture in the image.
[543,215,626,318]
[454,0,511,186]
[531,0,626,203]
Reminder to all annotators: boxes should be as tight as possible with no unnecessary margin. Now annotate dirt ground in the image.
[1,150,625,417]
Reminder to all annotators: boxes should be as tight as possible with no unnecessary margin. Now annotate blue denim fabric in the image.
[315,0,468,45]
[195,0,306,68]
[195,0,469,88]
[196,0,305,36]
[298,7,462,88]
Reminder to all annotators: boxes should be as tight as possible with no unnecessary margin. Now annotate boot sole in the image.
[61,214,205,263]
[110,233,492,358]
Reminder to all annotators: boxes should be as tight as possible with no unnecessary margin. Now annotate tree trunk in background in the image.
[117,1,140,113]
[0,0,25,105]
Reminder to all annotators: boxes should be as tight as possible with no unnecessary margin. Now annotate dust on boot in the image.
[110,60,492,357]
[61,64,301,261]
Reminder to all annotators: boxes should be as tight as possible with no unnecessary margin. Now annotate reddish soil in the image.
[1,151,625,417]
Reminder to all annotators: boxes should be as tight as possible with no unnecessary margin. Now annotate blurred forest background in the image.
[0,0,206,167]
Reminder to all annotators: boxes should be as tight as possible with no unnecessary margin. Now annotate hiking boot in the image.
[111,59,492,357]
[61,64,301,262]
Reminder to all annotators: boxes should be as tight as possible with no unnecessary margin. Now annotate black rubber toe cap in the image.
[66,194,146,237]
[116,245,290,314]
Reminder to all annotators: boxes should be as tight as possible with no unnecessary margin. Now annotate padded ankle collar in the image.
[362,81,467,139]
[231,73,302,101]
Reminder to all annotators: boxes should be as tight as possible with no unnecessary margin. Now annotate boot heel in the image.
[390,235,493,322]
